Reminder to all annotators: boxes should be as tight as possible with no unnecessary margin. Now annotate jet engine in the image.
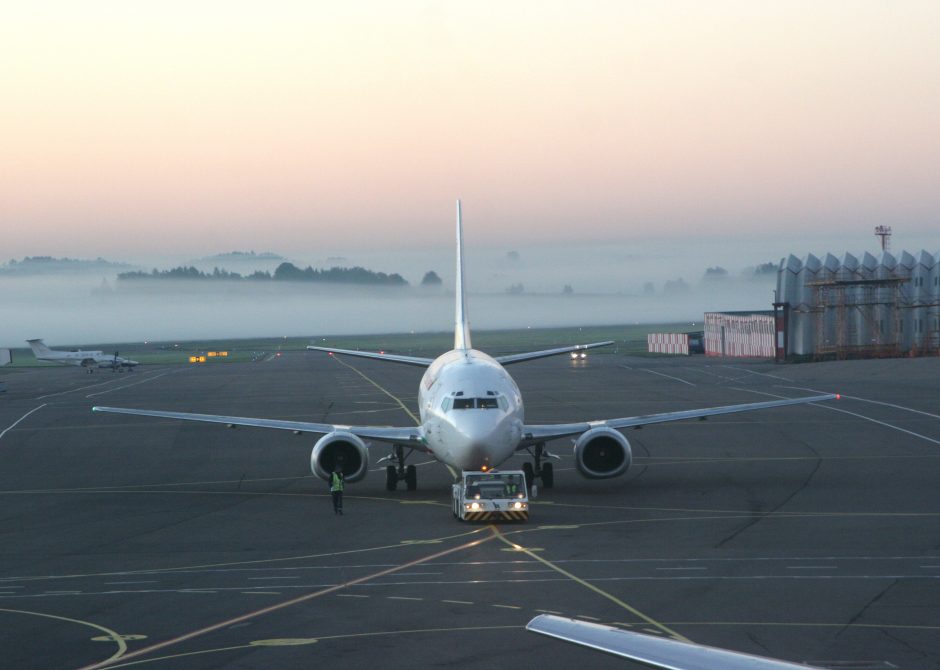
[311,431,369,482]
[573,427,632,479]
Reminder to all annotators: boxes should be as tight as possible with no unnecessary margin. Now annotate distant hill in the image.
[0,256,137,275]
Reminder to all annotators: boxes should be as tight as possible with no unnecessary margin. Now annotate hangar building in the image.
[774,250,940,360]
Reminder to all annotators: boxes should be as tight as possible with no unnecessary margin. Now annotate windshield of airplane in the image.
[448,396,507,411]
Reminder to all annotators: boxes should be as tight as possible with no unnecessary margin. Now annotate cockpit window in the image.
[447,395,507,410]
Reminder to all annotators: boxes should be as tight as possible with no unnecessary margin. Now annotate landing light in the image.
[835,394,841,400]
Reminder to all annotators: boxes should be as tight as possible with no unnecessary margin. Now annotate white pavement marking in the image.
[640,368,696,386]
[0,404,47,442]
[656,567,707,571]
[86,370,178,398]
[687,367,740,381]
[248,576,300,580]
[725,366,792,382]
[36,379,125,400]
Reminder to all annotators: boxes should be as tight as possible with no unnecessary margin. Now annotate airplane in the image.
[526,614,825,669]
[93,201,837,492]
[28,339,138,373]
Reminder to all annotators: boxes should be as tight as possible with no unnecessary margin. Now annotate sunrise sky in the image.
[2,1,939,259]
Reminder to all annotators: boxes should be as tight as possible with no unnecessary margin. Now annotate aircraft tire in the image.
[386,466,397,491]
[405,465,417,491]
[541,462,554,488]
[522,462,534,490]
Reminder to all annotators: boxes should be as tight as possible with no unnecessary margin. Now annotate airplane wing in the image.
[494,341,614,365]
[526,615,823,669]
[91,406,427,448]
[307,345,433,367]
[519,393,838,445]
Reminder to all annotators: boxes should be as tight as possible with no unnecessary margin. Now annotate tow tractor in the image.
[452,469,529,521]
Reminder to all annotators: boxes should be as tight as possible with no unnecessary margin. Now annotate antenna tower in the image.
[874,225,892,252]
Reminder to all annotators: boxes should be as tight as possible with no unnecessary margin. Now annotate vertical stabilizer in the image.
[26,339,53,357]
[454,200,472,351]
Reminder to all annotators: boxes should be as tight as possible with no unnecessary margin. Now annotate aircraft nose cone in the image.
[450,413,512,469]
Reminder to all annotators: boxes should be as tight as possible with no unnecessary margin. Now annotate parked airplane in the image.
[526,615,824,669]
[93,201,836,490]
[28,339,138,372]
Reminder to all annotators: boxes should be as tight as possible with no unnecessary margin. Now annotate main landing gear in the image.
[385,444,417,491]
[522,442,554,490]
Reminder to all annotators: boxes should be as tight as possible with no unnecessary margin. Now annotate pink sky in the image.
[2,1,939,258]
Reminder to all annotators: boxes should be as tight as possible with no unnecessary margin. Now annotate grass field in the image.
[2,322,699,369]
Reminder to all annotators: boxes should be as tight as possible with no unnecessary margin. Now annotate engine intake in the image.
[311,431,369,482]
[573,426,632,479]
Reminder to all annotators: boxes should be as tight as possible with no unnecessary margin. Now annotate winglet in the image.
[454,199,471,350]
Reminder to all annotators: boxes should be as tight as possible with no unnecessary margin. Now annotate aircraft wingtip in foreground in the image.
[28,338,138,372]
[526,614,826,669]
[94,199,837,495]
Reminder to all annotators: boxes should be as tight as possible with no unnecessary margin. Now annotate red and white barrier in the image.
[647,333,690,355]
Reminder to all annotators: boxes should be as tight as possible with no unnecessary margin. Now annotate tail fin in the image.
[26,339,53,356]
[454,200,472,350]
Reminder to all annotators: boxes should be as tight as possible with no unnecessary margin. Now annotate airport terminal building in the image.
[774,250,940,360]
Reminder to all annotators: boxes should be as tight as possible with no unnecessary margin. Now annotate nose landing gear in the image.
[523,442,555,490]
[385,444,418,491]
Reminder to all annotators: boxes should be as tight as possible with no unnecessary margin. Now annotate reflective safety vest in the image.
[331,472,344,492]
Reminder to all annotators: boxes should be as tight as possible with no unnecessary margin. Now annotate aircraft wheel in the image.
[405,465,417,491]
[522,462,534,490]
[541,462,554,489]
[386,466,397,491]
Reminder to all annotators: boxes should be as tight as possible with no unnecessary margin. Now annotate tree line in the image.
[117,262,441,287]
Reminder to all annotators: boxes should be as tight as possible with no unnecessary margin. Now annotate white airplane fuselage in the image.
[418,349,524,471]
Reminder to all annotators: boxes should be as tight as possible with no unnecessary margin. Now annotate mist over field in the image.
[0,238,804,347]
[8,228,930,347]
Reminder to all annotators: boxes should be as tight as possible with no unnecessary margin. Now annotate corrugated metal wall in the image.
[704,313,775,357]
[776,250,940,357]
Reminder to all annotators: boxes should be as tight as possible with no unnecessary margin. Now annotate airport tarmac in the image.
[1,351,939,669]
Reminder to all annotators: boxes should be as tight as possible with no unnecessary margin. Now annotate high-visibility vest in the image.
[331,472,344,492]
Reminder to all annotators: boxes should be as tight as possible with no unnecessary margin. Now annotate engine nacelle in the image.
[573,426,632,479]
[311,431,369,483]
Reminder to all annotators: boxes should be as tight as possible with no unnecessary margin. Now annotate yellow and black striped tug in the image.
[453,469,530,522]
[462,509,529,522]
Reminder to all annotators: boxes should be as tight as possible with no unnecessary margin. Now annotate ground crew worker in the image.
[330,467,344,515]
[506,476,522,497]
